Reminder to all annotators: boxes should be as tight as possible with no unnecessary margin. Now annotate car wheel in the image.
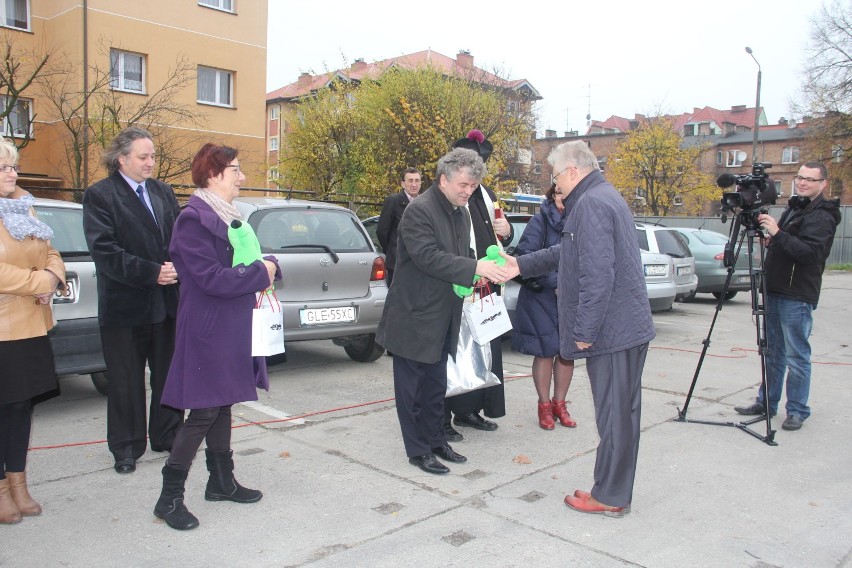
[712,291,738,301]
[343,334,385,363]
[91,371,108,396]
[678,290,697,303]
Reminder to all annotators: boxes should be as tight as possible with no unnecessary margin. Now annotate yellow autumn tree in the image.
[276,66,534,210]
[606,117,720,215]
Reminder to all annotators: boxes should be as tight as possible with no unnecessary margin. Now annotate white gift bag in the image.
[251,290,285,356]
[463,291,513,345]
[446,315,501,397]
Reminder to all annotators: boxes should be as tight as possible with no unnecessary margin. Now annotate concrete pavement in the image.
[3,272,851,567]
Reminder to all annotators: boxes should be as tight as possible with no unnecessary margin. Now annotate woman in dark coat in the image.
[154,143,280,531]
[511,184,576,430]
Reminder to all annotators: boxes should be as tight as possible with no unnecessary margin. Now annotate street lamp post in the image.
[745,47,762,164]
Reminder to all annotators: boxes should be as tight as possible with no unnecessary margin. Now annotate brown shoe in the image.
[0,478,23,524]
[6,472,41,516]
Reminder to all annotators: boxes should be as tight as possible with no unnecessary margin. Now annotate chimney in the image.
[778,117,788,126]
[457,50,474,70]
[545,129,556,138]
[297,72,313,88]
[731,105,747,112]
[565,130,578,137]
[351,58,368,73]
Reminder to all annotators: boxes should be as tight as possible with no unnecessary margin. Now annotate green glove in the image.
[453,245,505,298]
[228,220,263,267]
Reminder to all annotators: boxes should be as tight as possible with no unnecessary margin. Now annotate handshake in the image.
[455,245,521,298]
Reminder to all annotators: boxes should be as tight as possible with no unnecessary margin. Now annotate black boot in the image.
[204,449,262,503]
[154,464,199,530]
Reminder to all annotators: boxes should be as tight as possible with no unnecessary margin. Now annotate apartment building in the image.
[2,0,266,190]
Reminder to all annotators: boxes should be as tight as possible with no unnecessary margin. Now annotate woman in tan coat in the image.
[0,138,65,524]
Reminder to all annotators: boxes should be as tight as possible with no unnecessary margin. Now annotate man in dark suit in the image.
[376,168,421,286]
[83,127,183,474]
[377,148,509,475]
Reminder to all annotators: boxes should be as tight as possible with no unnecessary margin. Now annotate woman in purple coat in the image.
[511,184,576,430]
[154,143,279,531]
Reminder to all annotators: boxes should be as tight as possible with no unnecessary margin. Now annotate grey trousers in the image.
[586,343,648,508]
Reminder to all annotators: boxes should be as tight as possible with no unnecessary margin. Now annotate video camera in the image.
[717,162,777,212]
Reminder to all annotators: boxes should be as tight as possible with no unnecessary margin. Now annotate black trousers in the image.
[167,406,232,470]
[393,332,452,457]
[0,401,32,477]
[445,337,506,420]
[587,343,648,508]
[101,318,183,460]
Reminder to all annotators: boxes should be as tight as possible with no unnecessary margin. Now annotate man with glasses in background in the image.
[735,161,841,431]
[83,127,184,473]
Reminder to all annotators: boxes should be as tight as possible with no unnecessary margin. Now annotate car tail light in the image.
[370,256,386,281]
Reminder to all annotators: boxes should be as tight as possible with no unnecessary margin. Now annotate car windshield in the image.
[251,208,372,253]
[34,206,91,257]
[656,230,691,258]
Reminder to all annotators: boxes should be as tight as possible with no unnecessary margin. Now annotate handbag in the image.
[251,289,285,356]
[462,285,513,345]
[446,314,501,397]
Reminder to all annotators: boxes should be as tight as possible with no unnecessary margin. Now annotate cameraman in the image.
[735,162,841,430]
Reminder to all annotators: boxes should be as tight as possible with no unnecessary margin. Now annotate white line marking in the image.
[238,401,306,425]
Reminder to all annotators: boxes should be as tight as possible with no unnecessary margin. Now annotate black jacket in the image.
[376,190,411,270]
[83,172,181,327]
[764,194,841,306]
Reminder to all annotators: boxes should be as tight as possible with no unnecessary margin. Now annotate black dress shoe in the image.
[432,443,467,463]
[443,422,463,442]
[734,402,776,417]
[114,458,136,474]
[454,412,498,431]
[408,453,450,474]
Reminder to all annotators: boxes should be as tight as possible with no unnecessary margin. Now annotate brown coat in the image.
[0,188,66,341]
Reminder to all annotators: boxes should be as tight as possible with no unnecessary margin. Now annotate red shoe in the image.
[564,494,625,517]
[574,490,631,513]
[551,399,577,428]
[537,401,555,430]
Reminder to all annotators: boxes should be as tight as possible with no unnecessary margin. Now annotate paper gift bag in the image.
[463,292,513,345]
[252,290,285,356]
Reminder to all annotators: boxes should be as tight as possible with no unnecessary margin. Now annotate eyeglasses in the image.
[226,164,242,173]
[0,164,20,173]
[550,165,574,185]
[794,175,825,183]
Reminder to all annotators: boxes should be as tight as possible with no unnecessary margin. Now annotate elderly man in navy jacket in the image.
[377,148,509,475]
[502,141,654,516]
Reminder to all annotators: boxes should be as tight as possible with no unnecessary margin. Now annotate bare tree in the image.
[39,40,206,192]
[0,33,57,149]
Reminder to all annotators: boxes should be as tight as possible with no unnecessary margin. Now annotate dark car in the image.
[671,227,752,301]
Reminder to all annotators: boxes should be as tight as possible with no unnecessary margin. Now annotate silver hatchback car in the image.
[233,197,388,362]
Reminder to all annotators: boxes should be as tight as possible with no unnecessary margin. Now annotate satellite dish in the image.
[737,151,747,162]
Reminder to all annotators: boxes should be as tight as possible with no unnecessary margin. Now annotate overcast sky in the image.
[267,0,823,136]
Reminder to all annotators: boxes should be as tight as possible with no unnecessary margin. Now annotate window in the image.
[269,138,278,151]
[781,146,800,164]
[198,0,234,12]
[716,151,723,165]
[1,0,29,30]
[197,66,233,107]
[829,179,843,198]
[832,144,843,163]
[110,49,145,94]
[2,97,32,138]
[269,106,279,120]
[726,150,745,167]
[774,179,782,196]
[683,124,696,136]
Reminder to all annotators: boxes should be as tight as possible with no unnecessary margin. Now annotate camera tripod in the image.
[674,212,778,446]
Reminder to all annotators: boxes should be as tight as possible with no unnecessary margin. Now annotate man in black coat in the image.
[83,127,184,474]
[444,130,513,440]
[735,161,841,431]
[377,168,421,285]
[377,148,509,475]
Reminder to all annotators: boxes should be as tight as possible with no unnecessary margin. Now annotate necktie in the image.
[136,184,158,225]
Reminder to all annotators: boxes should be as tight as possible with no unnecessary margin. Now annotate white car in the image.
[634,222,698,302]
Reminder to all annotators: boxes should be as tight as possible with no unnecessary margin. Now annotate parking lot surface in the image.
[4,272,852,567]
